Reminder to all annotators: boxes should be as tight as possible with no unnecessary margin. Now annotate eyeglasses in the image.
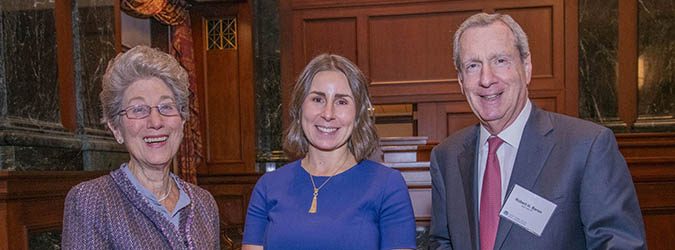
[117,103,180,119]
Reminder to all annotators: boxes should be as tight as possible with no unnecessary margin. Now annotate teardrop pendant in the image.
[308,188,318,213]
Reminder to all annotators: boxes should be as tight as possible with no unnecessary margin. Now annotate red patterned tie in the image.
[480,136,504,250]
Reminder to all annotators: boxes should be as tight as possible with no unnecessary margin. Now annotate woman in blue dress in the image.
[242,53,416,250]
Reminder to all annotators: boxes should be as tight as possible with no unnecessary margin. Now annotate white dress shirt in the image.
[477,99,532,209]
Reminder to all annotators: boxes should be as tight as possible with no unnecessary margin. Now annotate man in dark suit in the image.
[429,13,646,250]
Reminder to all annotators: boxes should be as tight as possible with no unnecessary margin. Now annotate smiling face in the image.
[457,21,532,134]
[108,77,185,170]
[301,70,356,154]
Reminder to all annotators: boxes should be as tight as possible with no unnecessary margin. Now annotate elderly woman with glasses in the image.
[62,46,219,249]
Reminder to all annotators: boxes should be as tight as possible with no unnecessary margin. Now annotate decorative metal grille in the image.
[207,17,237,50]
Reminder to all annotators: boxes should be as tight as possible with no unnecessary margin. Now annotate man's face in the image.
[457,21,532,134]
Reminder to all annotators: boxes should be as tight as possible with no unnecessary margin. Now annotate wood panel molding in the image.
[618,133,675,249]
[301,17,358,63]
[617,132,675,160]
[618,131,675,247]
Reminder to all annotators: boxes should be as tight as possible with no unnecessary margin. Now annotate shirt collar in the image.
[480,99,532,148]
[121,164,190,208]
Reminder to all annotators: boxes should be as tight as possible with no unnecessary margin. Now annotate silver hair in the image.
[99,45,189,128]
[452,13,530,72]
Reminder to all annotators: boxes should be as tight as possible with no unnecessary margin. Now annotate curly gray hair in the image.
[99,45,189,128]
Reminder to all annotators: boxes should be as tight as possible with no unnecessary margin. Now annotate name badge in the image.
[499,184,557,236]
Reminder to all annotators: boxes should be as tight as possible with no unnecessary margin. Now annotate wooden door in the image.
[191,1,255,174]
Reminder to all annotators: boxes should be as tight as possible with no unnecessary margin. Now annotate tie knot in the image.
[487,136,504,155]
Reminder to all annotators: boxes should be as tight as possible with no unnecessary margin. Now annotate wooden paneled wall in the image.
[280,0,575,135]
[198,173,261,249]
[280,0,675,248]
[0,171,105,250]
[617,133,675,249]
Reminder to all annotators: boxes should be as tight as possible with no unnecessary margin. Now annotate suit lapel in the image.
[494,106,555,249]
[457,126,480,250]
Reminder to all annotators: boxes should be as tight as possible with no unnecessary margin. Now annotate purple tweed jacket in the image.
[62,168,220,249]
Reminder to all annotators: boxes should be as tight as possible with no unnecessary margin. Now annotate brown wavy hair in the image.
[283,54,378,161]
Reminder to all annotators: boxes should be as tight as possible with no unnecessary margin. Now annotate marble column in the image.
[253,0,287,171]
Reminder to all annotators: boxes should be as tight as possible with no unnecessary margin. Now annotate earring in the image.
[117,138,124,144]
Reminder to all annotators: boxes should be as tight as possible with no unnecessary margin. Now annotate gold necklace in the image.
[305,159,348,214]
[156,182,172,202]
[135,164,172,202]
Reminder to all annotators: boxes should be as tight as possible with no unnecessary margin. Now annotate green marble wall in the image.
[579,0,674,131]
[637,0,674,118]
[29,230,61,250]
[0,0,126,172]
[578,0,620,122]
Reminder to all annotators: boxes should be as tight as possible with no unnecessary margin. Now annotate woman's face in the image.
[301,70,356,154]
[108,77,185,170]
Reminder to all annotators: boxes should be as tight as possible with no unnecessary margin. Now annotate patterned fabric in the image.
[122,0,188,25]
[62,167,219,249]
[122,0,166,16]
[172,16,202,185]
[154,0,189,25]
